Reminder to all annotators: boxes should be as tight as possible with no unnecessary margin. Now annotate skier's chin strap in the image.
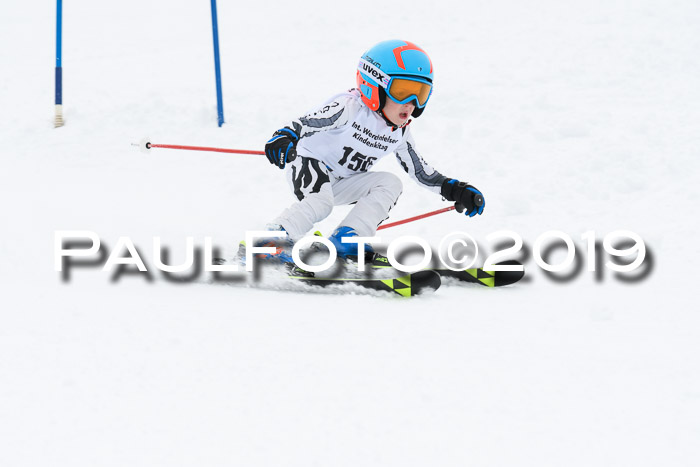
[378,109,412,131]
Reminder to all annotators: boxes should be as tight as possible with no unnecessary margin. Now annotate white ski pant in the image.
[272,157,403,240]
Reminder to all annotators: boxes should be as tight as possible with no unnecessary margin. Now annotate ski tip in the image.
[414,269,442,295]
[488,260,525,287]
[493,259,523,268]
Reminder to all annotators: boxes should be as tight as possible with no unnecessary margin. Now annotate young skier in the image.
[258,39,485,264]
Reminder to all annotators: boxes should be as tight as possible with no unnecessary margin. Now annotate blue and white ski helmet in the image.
[356,40,433,118]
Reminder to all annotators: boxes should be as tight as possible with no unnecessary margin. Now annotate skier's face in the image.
[382,99,415,126]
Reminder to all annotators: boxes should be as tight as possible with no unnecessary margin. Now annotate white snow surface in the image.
[2,0,700,465]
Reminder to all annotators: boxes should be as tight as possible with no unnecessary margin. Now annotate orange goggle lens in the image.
[387,78,432,107]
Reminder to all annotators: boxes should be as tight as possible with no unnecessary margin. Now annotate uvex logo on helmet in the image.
[361,62,386,84]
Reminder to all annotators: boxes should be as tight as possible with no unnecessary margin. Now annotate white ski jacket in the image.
[283,89,448,194]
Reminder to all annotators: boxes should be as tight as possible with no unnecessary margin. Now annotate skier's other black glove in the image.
[441,179,485,217]
[265,128,299,169]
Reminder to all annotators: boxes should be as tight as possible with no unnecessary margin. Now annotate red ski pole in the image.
[149,143,264,156]
[135,140,264,156]
[378,206,455,230]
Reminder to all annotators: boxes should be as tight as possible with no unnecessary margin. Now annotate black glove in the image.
[441,179,485,217]
[265,127,299,169]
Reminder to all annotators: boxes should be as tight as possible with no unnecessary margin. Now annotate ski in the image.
[212,255,441,297]
[288,269,441,297]
[306,231,525,288]
[355,254,524,287]
[303,233,524,287]
[221,241,521,294]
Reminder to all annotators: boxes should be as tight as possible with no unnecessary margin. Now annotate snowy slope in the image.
[1,0,699,466]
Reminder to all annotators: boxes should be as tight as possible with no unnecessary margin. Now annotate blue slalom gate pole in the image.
[55,0,64,127]
[210,0,224,127]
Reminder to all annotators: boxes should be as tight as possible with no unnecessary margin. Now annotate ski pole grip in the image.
[474,194,484,207]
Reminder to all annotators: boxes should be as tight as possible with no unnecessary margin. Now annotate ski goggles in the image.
[386,77,433,108]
